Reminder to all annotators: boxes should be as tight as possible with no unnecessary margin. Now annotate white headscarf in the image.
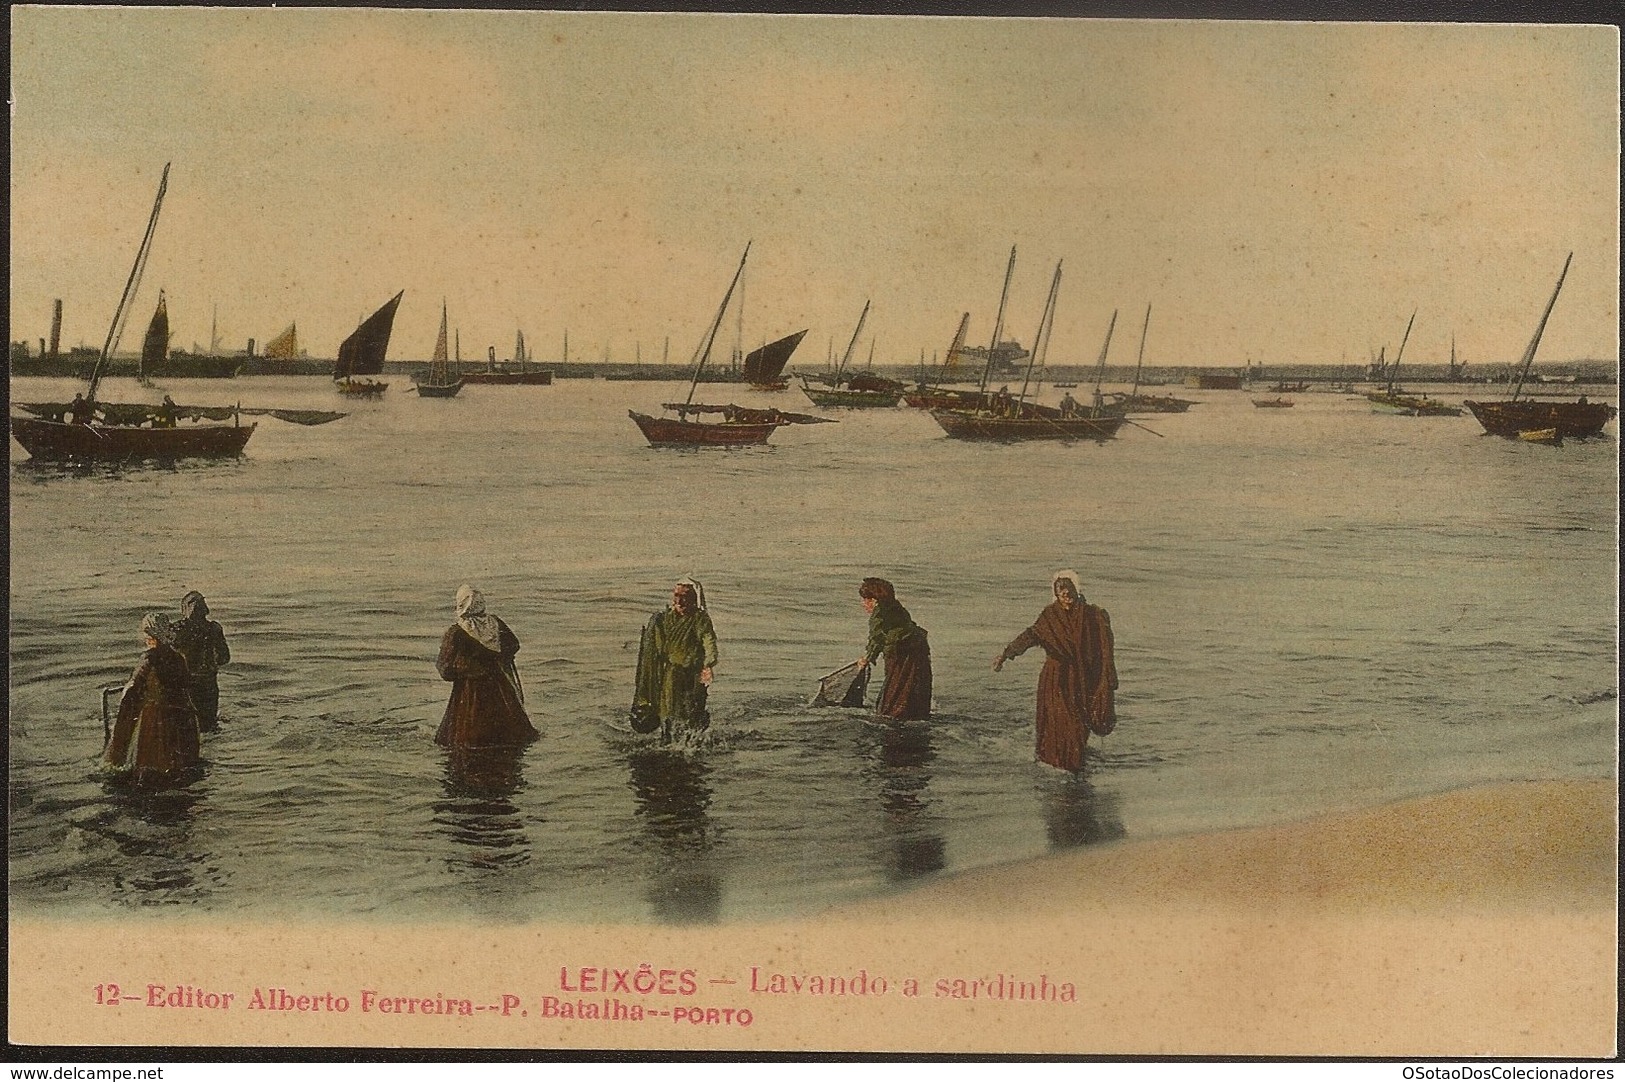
[140,611,175,646]
[675,576,707,612]
[1051,570,1082,598]
[455,584,504,651]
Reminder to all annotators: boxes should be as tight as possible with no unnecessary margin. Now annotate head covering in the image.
[858,577,896,603]
[140,611,174,645]
[454,584,503,651]
[674,576,706,612]
[1052,570,1082,596]
[180,590,209,621]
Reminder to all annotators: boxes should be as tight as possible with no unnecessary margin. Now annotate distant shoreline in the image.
[9,357,1622,386]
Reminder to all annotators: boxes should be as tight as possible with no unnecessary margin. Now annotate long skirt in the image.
[435,675,537,749]
[877,634,932,720]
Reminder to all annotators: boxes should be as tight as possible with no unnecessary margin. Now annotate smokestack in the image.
[49,300,63,357]
[246,337,256,357]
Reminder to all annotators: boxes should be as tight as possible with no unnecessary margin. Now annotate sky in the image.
[9,9,1620,368]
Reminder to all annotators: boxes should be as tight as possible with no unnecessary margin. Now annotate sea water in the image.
[7,375,1618,923]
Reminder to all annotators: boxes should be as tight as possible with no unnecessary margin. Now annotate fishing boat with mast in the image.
[412,302,463,397]
[1465,253,1617,441]
[904,312,992,411]
[1107,304,1196,414]
[629,244,833,447]
[461,330,553,385]
[798,301,904,408]
[333,291,401,398]
[11,164,346,463]
[741,329,808,391]
[1366,310,1463,417]
[930,260,1128,442]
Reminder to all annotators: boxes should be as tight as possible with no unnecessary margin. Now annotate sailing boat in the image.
[136,290,169,386]
[903,312,986,410]
[412,302,463,397]
[11,164,347,462]
[133,292,244,379]
[931,261,1127,442]
[1465,253,1617,440]
[741,330,808,390]
[334,291,402,397]
[461,328,553,384]
[1107,305,1195,414]
[798,300,903,408]
[263,322,301,361]
[1365,310,1462,417]
[629,244,833,447]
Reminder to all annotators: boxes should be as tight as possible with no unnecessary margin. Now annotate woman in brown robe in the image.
[994,571,1117,772]
[103,612,202,786]
[857,577,932,721]
[435,584,538,749]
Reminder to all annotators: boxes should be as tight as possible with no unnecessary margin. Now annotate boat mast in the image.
[941,312,970,382]
[682,242,751,406]
[1129,302,1152,401]
[1090,309,1119,411]
[88,161,170,403]
[1509,253,1573,403]
[834,300,871,381]
[1017,260,1062,407]
[977,245,1018,396]
[1387,309,1416,394]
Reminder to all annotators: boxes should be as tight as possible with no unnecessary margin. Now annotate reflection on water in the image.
[87,768,216,905]
[859,721,947,882]
[1040,766,1127,852]
[433,746,532,872]
[625,748,721,923]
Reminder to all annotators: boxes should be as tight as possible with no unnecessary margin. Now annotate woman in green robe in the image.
[632,578,718,740]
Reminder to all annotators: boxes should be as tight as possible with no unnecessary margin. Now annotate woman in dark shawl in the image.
[994,571,1117,772]
[104,612,202,786]
[435,584,537,749]
[632,578,718,740]
[171,589,231,732]
[857,577,932,721]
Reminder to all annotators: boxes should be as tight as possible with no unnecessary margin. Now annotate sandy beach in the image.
[803,777,1619,1057]
[9,777,1616,1056]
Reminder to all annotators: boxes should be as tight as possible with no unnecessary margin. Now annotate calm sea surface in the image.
[8,375,1619,924]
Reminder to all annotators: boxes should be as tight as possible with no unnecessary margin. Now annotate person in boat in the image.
[68,393,95,425]
[631,578,718,740]
[434,584,537,749]
[992,386,1013,417]
[1059,392,1079,417]
[103,612,202,786]
[171,590,231,733]
[856,577,932,721]
[154,395,179,428]
[993,571,1118,773]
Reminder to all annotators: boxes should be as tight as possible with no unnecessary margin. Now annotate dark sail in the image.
[741,329,807,384]
[335,291,404,379]
[141,292,170,373]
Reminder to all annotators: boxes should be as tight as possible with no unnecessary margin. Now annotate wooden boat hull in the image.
[1464,399,1616,440]
[929,409,1125,441]
[1367,392,1463,416]
[413,380,463,398]
[1109,394,1195,414]
[336,379,388,398]
[461,370,553,385]
[628,410,778,447]
[1252,398,1295,408]
[903,389,988,411]
[801,387,900,409]
[10,417,255,462]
